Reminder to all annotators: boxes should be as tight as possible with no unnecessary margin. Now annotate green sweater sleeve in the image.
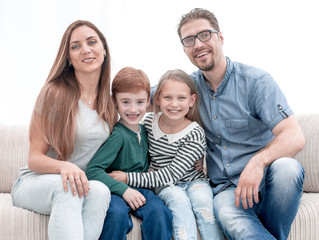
[86,130,129,196]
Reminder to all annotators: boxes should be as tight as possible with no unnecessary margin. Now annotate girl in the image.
[11,20,117,239]
[110,69,225,240]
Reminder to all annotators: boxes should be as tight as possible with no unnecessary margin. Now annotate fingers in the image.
[235,186,258,209]
[123,189,146,210]
[130,195,146,210]
[62,173,89,198]
[67,175,77,196]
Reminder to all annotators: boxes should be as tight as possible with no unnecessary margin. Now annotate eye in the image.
[122,100,130,105]
[163,96,171,99]
[71,44,80,50]
[137,100,146,105]
[88,40,97,45]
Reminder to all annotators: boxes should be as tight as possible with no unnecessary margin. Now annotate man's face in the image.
[180,18,224,72]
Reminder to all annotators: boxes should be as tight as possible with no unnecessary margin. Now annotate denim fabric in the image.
[158,179,225,240]
[213,158,304,240]
[99,189,172,240]
[11,173,110,240]
[190,57,293,194]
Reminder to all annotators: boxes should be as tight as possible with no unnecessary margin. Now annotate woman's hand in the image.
[122,188,146,210]
[109,170,127,183]
[60,161,90,198]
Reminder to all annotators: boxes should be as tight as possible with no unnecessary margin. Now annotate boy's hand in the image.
[109,170,127,183]
[123,188,146,210]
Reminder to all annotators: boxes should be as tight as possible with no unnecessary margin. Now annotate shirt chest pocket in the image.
[223,119,252,143]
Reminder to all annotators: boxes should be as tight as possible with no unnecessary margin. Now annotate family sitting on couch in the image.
[10,8,306,240]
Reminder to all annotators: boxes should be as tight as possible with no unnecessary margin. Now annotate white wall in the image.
[1,0,318,125]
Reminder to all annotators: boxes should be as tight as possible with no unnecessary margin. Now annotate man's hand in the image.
[234,157,264,209]
[122,188,146,210]
[109,170,127,183]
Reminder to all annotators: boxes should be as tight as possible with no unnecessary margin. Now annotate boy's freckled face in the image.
[115,90,150,131]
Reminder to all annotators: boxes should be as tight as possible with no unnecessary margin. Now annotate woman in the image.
[11,20,118,240]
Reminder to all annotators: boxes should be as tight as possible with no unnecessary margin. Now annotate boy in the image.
[86,67,172,240]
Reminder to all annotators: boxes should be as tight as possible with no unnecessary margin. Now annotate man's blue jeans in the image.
[213,157,304,240]
[99,188,172,240]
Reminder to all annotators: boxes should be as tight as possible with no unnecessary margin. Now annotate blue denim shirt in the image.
[191,57,293,194]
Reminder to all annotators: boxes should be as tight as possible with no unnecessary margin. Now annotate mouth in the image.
[195,50,210,58]
[168,109,181,113]
[82,57,95,63]
[127,114,140,119]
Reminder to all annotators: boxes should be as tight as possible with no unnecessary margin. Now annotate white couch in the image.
[1,114,319,239]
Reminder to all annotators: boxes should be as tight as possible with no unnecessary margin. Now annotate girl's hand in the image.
[194,157,204,171]
[60,162,90,198]
[109,170,128,183]
[122,188,146,210]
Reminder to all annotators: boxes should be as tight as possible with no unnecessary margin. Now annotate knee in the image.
[269,158,305,186]
[88,180,111,202]
[159,187,191,208]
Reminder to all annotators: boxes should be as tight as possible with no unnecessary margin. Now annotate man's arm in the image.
[234,114,305,209]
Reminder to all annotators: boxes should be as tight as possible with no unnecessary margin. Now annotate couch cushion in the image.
[0,193,49,239]
[0,124,29,193]
[295,114,319,192]
[288,193,319,240]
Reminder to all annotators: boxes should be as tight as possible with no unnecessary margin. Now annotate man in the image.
[177,8,305,240]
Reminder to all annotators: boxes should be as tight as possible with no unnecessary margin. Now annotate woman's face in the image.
[68,25,106,77]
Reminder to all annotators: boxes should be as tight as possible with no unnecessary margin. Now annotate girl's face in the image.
[157,79,196,121]
[68,25,106,77]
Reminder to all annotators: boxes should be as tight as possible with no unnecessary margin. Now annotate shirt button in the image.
[212,96,216,100]
[226,163,230,167]
[224,147,227,150]
[217,135,221,138]
[213,116,217,119]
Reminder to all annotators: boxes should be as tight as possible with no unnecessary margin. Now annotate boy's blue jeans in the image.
[99,188,172,240]
[213,157,305,240]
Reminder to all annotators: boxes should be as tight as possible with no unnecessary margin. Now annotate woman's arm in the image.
[28,128,89,197]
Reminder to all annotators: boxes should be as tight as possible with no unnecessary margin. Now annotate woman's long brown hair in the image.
[29,20,117,161]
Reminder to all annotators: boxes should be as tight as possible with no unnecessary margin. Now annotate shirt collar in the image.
[152,113,199,144]
[198,56,233,96]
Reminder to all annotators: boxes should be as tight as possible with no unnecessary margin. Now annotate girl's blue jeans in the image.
[158,179,225,240]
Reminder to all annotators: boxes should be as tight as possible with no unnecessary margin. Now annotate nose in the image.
[171,98,179,107]
[81,43,91,55]
[193,37,204,48]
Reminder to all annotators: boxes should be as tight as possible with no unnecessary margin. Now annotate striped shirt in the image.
[127,113,207,189]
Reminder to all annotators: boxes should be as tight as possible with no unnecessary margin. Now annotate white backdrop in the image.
[1,0,318,125]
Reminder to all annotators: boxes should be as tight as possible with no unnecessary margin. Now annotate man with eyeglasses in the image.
[177,8,305,240]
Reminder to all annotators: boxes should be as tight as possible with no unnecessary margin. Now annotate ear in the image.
[112,95,117,108]
[190,94,196,107]
[218,31,224,45]
[146,96,151,107]
[103,49,106,57]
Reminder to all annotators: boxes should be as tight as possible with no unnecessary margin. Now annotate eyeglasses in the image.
[181,30,219,47]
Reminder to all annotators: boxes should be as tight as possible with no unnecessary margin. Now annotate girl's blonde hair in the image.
[30,20,117,161]
[153,69,202,125]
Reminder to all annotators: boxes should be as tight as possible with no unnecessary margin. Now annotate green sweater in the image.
[86,122,149,196]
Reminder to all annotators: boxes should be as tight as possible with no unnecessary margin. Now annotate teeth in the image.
[83,58,94,62]
[196,52,209,58]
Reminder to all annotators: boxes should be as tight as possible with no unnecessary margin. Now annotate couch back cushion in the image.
[0,124,29,193]
[0,114,318,193]
[295,114,319,192]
